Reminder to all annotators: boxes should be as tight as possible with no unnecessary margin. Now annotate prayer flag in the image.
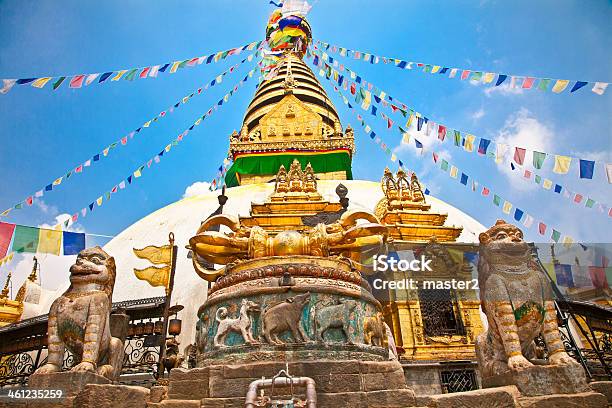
[63,231,85,255]
[514,208,524,222]
[1,79,17,94]
[483,72,495,84]
[464,135,475,152]
[460,70,471,80]
[438,125,446,141]
[441,160,449,171]
[97,196,103,206]
[551,229,561,243]
[513,147,526,165]
[502,201,512,214]
[532,151,546,169]
[543,179,553,189]
[85,74,99,85]
[574,194,583,203]
[69,75,85,88]
[607,164,612,184]
[31,77,52,88]
[471,71,483,82]
[554,184,562,193]
[522,77,535,89]
[538,222,547,235]
[496,143,508,163]
[449,68,458,78]
[592,82,608,95]
[478,139,491,155]
[450,166,458,178]
[554,264,574,287]
[482,187,490,196]
[493,195,501,206]
[495,74,507,86]
[460,173,468,185]
[37,228,62,255]
[586,198,595,208]
[149,65,160,78]
[98,72,112,83]
[523,214,534,228]
[537,78,551,91]
[12,225,39,253]
[579,160,595,179]
[0,222,16,258]
[552,79,569,93]
[112,70,128,81]
[553,155,571,174]
[570,81,588,93]
[139,67,151,78]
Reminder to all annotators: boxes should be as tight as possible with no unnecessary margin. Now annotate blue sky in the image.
[0,0,610,262]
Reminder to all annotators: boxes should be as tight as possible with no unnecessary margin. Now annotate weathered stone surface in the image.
[482,363,589,397]
[200,397,244,408]
[149,386,168,403]
[311,373,361,393]
[417,385,519,408]
[317,391,368,408]
[154,401,201,408]
[28,371,111,397]
[208,376,255,398]
[403,365,444,396]
[589,381,612,404]
[365,389,416,407]
[73,384,150,408]
[24,397,75,408]
[168,368,209,400]
[517,391,607,408]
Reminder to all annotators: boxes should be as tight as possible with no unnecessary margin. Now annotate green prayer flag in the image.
[13,225,40,253]
[178,60,189,69]
[441,160,449,171]
[538,79,551,91]
[493,195,501,206]
[53,76,66,90]
[535,175,541,184]
[551,229,561,242]
[585,198,595,208]
[423,64,431,73]
[124,68,139,81]
[471,71,483,81]
[105,192,111,200]
[532,151,547,169]
[454,130,461,146]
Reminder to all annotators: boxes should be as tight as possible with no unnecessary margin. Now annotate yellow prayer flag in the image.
[431,66,441,74]
[563,236,574,247]
[134,265,170,288]
[37,228,62,255]
[542,179,553,190]
[96,196,103,206]
[553,155,571,174]
[502,201,512,214]
[450,166,458,178]
[405,114,414,129]
[143,121,151,128]
[111,70,127,81]
[134,169,142,178]
[543,263,557,284]
[32,77,52,88]
[402,132,410,144]
[216,74,223,83]
[133,244,172,265]
[53,177,63,186]
[552,79,570,93]
[483,72,495,84]
[103,147,110,156]
[464,135,476,152]
[214,52,223,62]
[195,118,202,126]
[169,61,181,74]
[390,154,397,162]
[379,91,386,99]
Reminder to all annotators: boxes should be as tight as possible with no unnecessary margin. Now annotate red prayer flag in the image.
[26,196,33,206]
[522,77,536,89]
[187,58,198,66]
[387,118,393,129]
[69,75,85,88]
[538,222,547,235]
[111,186,118,193]
[461,70,471,80]
[350,83,356,95]
[513,147,526,165]
[433,152,439,163]
[482,187,490,196]
[574,194,583,203]
[438,125,447,141]
[0,222,16,258]
[139,67,151,78]
[588,266,609,289]
[72,214,78,222]
[75,165,83,173]
[523,170,531,179]
[121,136,128,145]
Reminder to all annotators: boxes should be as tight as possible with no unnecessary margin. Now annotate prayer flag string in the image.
[0,40,262,95]
[0,55,258,219]
[314,39,609,96]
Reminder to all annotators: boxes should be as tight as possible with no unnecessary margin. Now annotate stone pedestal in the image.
[481,363,589,397]
[28,371,111,396]
[163,359,414,408]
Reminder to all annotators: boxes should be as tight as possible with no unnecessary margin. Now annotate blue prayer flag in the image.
[159,63,170,72]
[415,139,423,149]
[99,72,113,83]
[554,184,562,193]
[579,159,595,179]
[460,173,468,185]
[371,106,377,116]
[370,131,376,139]
[45,184,53,192]
[478,139,491,155]
[514,208,524,221]
[424,188,430,195]
[417,117,424,131]
[93,154,100,162]
[570,81,588,93]
[495,74,508,86]
[399,160,404,167]
[63,231,85,256]
[397,61,407,69]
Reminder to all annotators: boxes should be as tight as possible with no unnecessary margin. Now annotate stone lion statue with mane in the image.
[475,220,578,379]
[34,247,124,381]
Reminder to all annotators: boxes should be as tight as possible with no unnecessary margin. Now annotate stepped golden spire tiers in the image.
[0,272,23,327]
[225,53,354,186]
[376,167,462,242]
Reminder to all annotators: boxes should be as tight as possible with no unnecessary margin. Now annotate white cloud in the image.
[34,199,57,215]
[183,181,212,198]
[38,213,85,233]
[471,108,485,121]
[494,108,554,191]
[484,84,524,97]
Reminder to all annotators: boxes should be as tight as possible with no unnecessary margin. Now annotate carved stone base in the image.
[481,363,589,397]
[164,359,414,407]
[29,371,111,397]
[517,391,608,408]
[588,381,612,405]
[415,385,520,408]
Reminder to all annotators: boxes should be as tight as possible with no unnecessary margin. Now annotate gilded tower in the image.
[225,47,354,186]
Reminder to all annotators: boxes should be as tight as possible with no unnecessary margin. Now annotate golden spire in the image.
[0,272,11,299]
[28,256,38,282]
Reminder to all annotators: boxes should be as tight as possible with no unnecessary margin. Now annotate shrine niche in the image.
[259,94,322,141]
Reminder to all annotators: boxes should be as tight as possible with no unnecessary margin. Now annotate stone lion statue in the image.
[475,220,578,379]
[34,247,124,381]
